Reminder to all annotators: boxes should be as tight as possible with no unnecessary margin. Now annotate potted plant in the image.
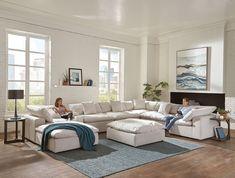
[143,82,168,101]
[217,108,231,120]
[63,71,69,85]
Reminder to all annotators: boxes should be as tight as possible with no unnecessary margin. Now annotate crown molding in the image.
[0,1,140,45]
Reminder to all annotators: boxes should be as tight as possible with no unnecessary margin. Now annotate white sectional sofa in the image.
[24,99,218,152]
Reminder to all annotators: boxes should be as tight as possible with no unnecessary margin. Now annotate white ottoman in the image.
[35,121,99,153]
[107,118,164,147]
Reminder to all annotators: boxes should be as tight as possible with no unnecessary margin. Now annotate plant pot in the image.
[63,81,69,86]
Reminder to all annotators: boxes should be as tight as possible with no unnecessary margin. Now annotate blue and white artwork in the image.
[176,48,208,90]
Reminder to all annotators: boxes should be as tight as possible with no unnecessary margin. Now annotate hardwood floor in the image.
[1,131,235,178]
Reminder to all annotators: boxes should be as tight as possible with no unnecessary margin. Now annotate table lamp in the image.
[8,90,24,119]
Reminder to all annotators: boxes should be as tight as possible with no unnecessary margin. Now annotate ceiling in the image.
[1,0,235,37]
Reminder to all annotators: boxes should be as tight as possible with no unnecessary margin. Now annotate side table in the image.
[4,117,26,144]
[210,117,230,140]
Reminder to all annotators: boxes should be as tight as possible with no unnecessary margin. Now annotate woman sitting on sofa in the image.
[54,97,73,120]
[164,97,192,131]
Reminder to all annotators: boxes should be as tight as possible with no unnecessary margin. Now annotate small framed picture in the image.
[69,68,83,86]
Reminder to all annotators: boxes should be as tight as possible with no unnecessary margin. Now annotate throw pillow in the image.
[133,99,145,110]
[27,105,54,118]
[169,104,182,114]
[82,102,97,115]
[111,101,123,112]
[42,108,61,122]
[158,102,171,114]
[99,102,112,112]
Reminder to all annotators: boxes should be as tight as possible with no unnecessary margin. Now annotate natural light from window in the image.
[99,47,123,102]
[7,32,48,112]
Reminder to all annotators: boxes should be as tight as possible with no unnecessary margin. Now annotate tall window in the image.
[99,47,122,101]
[7,32,49,112]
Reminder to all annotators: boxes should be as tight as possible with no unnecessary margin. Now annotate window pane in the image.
[8,82,25,90]
[8,66,25,80]
[110,50,120,61]
[99,83,108,95]
[98,95,109,102]
[8,99,25,112]
[110,73,119,83]
[8,50,25,65]
[29,82,44,95]
[8,34,26,50]
[30,53,45,67]
[99,48,108,60]
[29,96,45,105]
[30,38,45,53]
[99,72,108,83]
[110,84,119,93]
[30,67,45,81]
[99,61,108,72]
[110,62,119,73]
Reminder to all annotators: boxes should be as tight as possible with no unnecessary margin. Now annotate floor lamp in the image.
[8,90,24,119]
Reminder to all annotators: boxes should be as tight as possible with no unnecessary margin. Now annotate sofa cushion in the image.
[74,113,114,123]
[95,103,102,113]
[182,106,216,121]
[133,99,145,110]
[106,112,134,120]
[42,108,61,122]
[122,101,134,111]
[125,109,147,116]
[158,102,171,114]
[99,102,112,112]
[111,101,124,112]
[68,103,84,116]
[145,101,159,111]
[82,102,97,115]
[169,104,182,114]
[107,118,163,134]
[27,105,54,118]
[36,121,99,139]
[140,111,166,121]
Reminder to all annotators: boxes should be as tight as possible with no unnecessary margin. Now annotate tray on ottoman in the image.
[107,118,164,147]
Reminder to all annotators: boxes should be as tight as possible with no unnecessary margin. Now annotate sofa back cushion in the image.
[133,99,146,110]
[82,102,97,115]
[99,102,112,112]
[145,101,160,111]
[111,101,124,112]
[68,103,84,116]
[122,101,134,111]
[169,103,182,114]
[158,102,171,114]
[95,103,102,113]
[182,106,216,121]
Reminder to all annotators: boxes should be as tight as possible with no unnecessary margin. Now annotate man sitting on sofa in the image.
[164,97,192,131]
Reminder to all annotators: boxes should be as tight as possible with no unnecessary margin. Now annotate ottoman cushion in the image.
[36,121,99,139]
[107,118,163,134]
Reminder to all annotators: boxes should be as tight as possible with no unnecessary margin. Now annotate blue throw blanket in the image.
[41,123,95,151]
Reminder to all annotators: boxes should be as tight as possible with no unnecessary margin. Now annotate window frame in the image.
[99,46,123,101]
[6,30,50,113]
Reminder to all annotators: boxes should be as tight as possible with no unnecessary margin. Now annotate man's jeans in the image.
[164,115,182,130]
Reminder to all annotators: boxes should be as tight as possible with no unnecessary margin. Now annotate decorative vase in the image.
[63,80,69,86]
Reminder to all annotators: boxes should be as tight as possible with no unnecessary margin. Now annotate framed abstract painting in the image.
[69,68,83,86]
[176,47,208,90]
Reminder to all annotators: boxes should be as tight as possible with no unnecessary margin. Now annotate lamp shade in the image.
[8,90,24,99]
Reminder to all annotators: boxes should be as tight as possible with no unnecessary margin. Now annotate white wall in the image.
[156,22,225,101]
[0,17,140,132]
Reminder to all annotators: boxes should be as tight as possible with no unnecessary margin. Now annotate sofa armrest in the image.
[24,114,45,142]
[191,114,218,139]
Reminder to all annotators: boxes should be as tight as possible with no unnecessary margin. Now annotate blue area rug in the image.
[48,138,202,178]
